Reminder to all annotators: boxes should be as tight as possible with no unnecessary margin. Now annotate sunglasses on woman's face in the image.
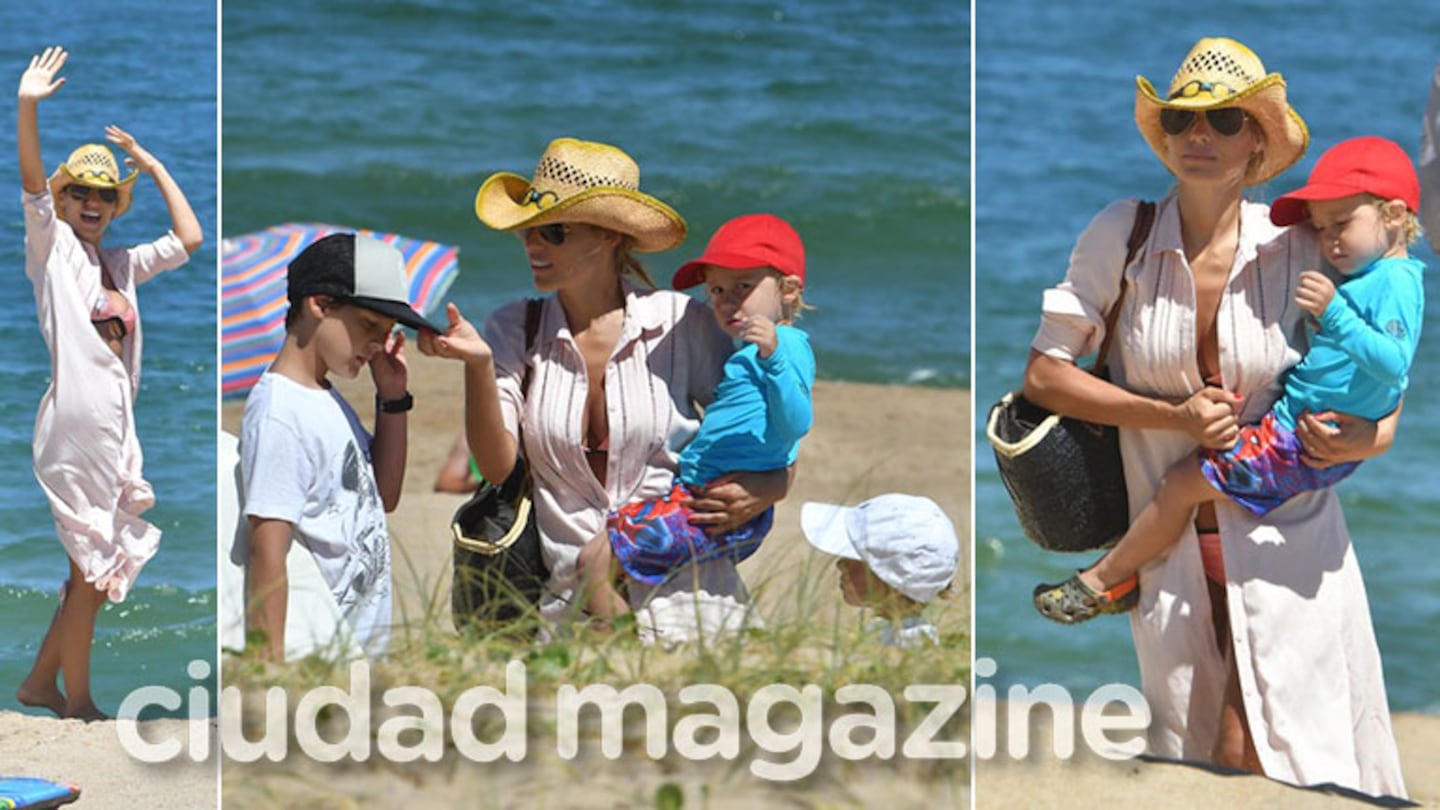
[518,223,569,246]
[65,184,119,204]
[1159,107,1248,137]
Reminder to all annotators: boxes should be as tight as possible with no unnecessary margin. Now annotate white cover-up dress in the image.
[1032,195,1407,798]
[23,189,188,603]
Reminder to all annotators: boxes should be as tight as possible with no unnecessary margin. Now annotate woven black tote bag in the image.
[451,299,550,628]
[986,201,1154,553]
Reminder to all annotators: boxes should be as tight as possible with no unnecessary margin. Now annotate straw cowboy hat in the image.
[48,143,138,218]
[1135,37,1309,185]
[474,138,686,253]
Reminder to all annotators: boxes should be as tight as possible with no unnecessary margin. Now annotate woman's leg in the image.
[54,560,108,720]
[1208,576,1262,773]
[16,582,68,716]
[1084,455,1218,591]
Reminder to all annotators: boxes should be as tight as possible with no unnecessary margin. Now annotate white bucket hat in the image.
[801,493,959,604]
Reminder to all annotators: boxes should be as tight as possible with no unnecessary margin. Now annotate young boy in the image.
[240,233,440,659]
[801,493,960,648]
[1035,136,1427,624]
[577,213,816,618]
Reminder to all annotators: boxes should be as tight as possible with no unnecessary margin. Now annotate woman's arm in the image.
[1024,350,1243,449]
[17,47,66,195]
[105,125,203,254]
[1297,399,1402,467]
[418,303,518,485]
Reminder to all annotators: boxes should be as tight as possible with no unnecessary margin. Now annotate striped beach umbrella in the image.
[221,222,458,398]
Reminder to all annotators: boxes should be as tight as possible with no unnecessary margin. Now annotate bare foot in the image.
[62,700,109,722]
[16,682,66,717]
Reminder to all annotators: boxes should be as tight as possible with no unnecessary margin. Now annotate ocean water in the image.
[974,2,1440,713]
[220,0,970,390]
[0,2,217,716]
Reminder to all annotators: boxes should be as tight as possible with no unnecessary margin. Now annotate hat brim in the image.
[48,163,138,218]
[1269,181,1383,226]
[672,249,779,290]
[800,502,863,560]
[474,172,687,253]
[347,296,444,334]
[1135,74,1309,186]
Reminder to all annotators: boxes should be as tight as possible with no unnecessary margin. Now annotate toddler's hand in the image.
[739,314,778,358]
[1295,271,1336,319]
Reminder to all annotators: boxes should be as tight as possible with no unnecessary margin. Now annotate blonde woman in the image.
[423,138,790,644]
[1021,39,1406,797]
[16,46,202,719]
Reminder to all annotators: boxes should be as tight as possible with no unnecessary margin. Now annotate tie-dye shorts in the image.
[1200,411,1360,516]
[607,482,774,584]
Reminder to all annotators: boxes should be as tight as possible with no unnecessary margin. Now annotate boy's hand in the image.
[369,330,409,400]
[19,47,66,103]
[739,314,778,358]
[418,303,492,365]
[1295,271,1336,319]
[105,125,160,174]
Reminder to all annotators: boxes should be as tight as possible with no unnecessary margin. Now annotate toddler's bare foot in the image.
[16,682,66,717]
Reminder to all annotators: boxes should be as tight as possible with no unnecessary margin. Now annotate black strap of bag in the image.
[985,200,1154,553]
[451,298,548,628]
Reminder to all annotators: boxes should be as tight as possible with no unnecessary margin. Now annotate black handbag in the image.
[452,299,550,628]
[986,201,1154,553]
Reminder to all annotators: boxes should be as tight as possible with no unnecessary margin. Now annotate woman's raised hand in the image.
[1176,386,1242,449]
[418,303,492,364]
[18,47,67,103]
[105,125,160,174]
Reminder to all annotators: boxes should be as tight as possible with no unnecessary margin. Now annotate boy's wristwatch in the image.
[376,392,414,414]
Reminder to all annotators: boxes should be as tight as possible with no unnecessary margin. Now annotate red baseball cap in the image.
[672,213,805,290]
[1270,136,1420,226]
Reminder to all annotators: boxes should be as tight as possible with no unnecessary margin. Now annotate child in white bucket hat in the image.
[801,493,959,648]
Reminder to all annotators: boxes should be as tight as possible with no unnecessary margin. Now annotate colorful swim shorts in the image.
[1200,411,1360,517]
[607,482,774,584]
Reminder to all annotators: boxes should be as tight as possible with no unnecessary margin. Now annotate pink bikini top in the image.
[92,292,137,337]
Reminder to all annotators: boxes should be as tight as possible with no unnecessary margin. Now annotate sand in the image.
[975,705,1439,808]
[0,712,215,808]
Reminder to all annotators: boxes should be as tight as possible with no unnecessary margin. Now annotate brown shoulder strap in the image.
[1095,200,1155,373]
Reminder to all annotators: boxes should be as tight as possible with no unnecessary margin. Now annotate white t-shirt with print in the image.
[239,372,392,657]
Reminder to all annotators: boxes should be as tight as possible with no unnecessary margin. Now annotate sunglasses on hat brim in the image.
[1160,107,1248,137]
[64,184,120,204]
